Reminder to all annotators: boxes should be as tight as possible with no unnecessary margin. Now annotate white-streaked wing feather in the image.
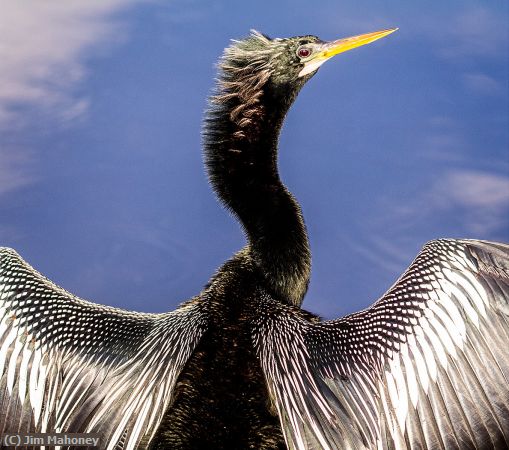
[255,239,509,450]
[0,248,207,449]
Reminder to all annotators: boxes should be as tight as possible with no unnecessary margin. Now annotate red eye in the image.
[297,47,311,58]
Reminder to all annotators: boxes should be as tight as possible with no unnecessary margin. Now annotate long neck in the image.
[204,79,311,306]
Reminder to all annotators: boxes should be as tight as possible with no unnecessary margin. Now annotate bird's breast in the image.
[149,293,286,450]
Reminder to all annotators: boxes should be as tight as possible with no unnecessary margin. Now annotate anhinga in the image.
[0,29,508,450]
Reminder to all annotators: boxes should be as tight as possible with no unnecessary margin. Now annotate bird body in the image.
[1,29,508,450]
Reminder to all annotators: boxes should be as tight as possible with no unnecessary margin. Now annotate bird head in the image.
[213,28,397,125]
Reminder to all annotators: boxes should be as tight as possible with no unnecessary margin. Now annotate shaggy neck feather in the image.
[203,50,311,306]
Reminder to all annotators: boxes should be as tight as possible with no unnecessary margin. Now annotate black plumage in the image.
[0,29,508,450]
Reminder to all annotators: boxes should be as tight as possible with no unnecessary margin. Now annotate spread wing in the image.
[255,239,509,450]
[0,248,207,450]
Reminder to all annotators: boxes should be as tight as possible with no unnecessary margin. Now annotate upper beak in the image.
[298,28,398,77]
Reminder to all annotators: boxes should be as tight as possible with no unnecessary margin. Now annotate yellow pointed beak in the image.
[298,28,398,77]
[321,28,398,58]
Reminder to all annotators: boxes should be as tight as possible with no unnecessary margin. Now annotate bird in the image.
[0,27,508,450]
